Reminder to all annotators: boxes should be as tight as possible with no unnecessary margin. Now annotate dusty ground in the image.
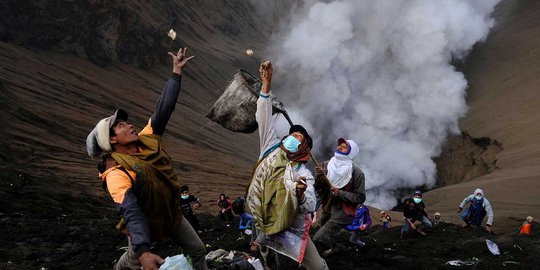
[2,0,540,269]
[1,174,538,270]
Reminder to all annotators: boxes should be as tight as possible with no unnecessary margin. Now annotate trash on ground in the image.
[160,254,193,270]
[486,239,501,256]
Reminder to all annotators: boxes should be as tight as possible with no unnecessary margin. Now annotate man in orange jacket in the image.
[87,48,208,270]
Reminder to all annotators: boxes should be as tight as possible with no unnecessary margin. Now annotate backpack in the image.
[232,197,246,215]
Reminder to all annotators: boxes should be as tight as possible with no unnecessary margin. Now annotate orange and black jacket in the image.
[100,73,182,257]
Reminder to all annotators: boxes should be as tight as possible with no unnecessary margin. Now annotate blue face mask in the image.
[413,197,422,204]
[181,195,189,200]
[282,135,301,153]
[475,195,482,200]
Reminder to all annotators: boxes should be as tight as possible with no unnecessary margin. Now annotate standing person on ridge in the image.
[87,48,208,270]
[247,60,327,270]
[458,188,494,233]
[313,138,366,256]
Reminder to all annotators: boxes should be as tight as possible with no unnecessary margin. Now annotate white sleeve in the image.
[483,199,494,225]
[459,195,473,209]
[296,166,316,213]
[256,93,280,159]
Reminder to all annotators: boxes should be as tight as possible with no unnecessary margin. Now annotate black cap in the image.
[289,124,313,149]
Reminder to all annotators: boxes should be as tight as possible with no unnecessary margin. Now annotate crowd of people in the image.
[86,51,534,270]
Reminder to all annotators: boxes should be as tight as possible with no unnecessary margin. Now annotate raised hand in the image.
[259,60,273,94]
[168,47,195,75]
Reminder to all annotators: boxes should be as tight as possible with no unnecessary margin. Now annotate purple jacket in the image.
[345,205,372,231]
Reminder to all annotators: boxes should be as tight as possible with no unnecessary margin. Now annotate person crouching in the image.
[401,191,432,239]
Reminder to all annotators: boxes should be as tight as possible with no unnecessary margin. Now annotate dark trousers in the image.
[219,209,234,221]
[185,213,200,231]
[114,217,208,270]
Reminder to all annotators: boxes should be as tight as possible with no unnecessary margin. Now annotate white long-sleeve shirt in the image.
[459,188,494,225]
[255,93,316,213]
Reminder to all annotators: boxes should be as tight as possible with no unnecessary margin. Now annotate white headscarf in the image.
[327,139,359,189]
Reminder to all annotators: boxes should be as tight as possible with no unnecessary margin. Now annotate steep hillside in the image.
[426,0,540,233]
[0,0,295,211]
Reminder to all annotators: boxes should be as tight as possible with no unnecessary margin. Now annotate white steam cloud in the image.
[269,0,500,209]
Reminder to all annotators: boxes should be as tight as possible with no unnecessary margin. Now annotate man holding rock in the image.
[87,48,208,270]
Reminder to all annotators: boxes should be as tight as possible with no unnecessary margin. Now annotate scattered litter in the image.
[384,247,395,252]
[160,254,193,270]
[205,249,229,261]
[245,49,254,56]
[206,249,256,269]
[168,29,177,40]
[244,229,252,235]
[486,239,500,256]
[117,246,129,251]
[513,244,522,252]
[225,250,235,260]
[446,257,479,267]
[247,257,263,270]
[502,260,520,267]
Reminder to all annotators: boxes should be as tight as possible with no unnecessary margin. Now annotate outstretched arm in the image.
[151,48,194,135]
[255,60,281,158]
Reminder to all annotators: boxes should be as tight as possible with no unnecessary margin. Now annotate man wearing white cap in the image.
[86,48,208,270]
[313,138,366,256]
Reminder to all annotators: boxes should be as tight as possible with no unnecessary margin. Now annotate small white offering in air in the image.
[168,29,176,40]
[246,49,254,56]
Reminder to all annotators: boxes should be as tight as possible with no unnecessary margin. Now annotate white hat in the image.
[86,109,128,157]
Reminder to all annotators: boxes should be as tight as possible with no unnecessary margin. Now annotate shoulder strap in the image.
[117,166,135,185]
[102,166,136,196]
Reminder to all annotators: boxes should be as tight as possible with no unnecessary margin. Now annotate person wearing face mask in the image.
[179,185,202,233]
[458,188,494,233]
[312,138,366,256]
[246,60,327,270]
[401,191,432,239]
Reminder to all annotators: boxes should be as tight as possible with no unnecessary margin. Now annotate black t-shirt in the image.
[180,195,200,216]
[403,198,427,221]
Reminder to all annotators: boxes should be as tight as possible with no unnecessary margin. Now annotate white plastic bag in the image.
[486,239,500,256]
[159,254,193,270]
[247,257,264,270]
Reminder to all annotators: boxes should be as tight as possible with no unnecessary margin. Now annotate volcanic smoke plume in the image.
[268,0,501,209]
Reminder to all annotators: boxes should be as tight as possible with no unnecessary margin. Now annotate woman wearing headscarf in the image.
[313,138,366,256]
